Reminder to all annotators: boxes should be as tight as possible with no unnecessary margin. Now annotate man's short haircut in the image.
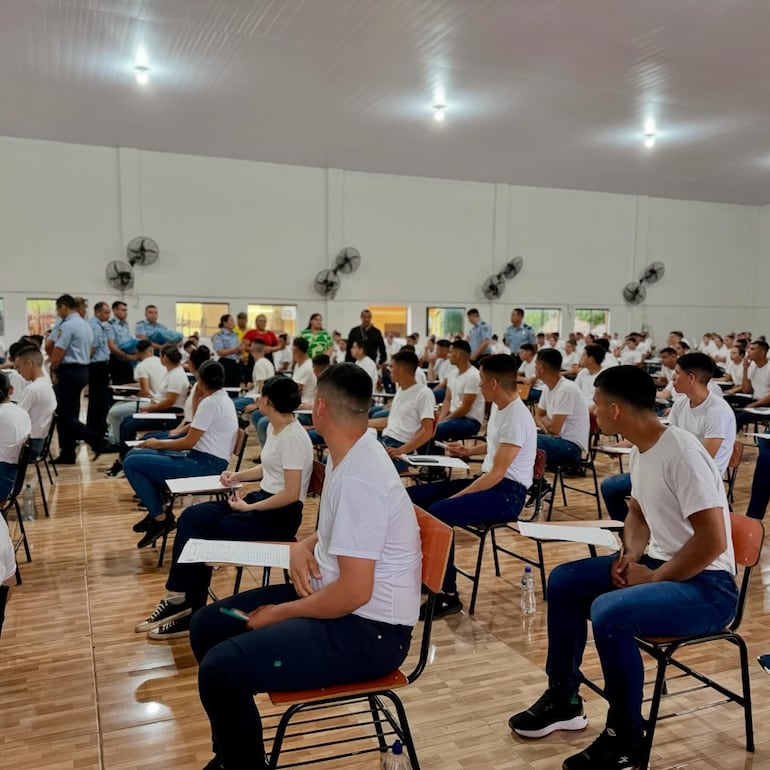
[595,338,610,352]
[262,375,301,414]
[659,346,677,356]
[595,366,656,412]
[677,352,715,384]
[237,311,247,320]
[112,300,126,311]
[536,348,563,372]
[520,342,536,354]
[94,301,108,313]
[56,294,77,310]
[467,308,479,317]
[513,307,525,316]
[198,360,225,391]
[136,339,153,353]
[584,343,605,365]
[250,339,266,351]
[145,304,157,312]
[450,339,471,356]
[293,336,309,354]
[392,350,419,374]
[9,338,35,359]
[751,339,770,354]
[436,339,451,349]
[0,372,10,402]
[312,354,331,370]
[14,346,43,367]
[316,363,372,422]
[161,344,182,364]
[480,354,518,391]
[669,330,683,339]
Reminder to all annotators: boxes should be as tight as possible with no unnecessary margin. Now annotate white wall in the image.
[0,135,766,347]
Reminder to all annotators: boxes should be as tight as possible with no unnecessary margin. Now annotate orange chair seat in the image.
[270,670,408,706]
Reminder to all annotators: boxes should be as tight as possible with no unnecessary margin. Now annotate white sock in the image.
[165,592,186,605]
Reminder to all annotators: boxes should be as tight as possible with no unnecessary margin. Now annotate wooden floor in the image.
[2,433,770,770]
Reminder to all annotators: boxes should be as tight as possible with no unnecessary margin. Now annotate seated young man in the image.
[407,355,536,618]
[509,365,738,770]
[434,340,485,442]
[369,350,435,470]
[573,343,605,410]
[428,338,453,404]
[189,363,421,770]
[601,352,737,521]
[732,339,770,431]
[517,343,543,401]
[232,340,274,414]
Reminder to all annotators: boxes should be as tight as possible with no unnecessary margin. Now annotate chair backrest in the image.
[729,512,764,631]
[517,382,531,401]
[728,440,743,471]
[40,413,57,458]
[232,428,247,472]
[308,460,326,497]
[533,448,547,482]
[4,439,33,506]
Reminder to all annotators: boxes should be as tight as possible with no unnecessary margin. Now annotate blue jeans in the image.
[190,584,413,769]
[747,431,770,519]
[123,448,228,519]
[546,554,738,741]
[250,411,270,449]
[166,490,303,610]
[231,396,254,413]
[536,435,582,467]
[435,417,480,443]
[0,462,17,503]
[29,438,44,459]
[408,477,527,593]
[432,388,446,405]
[379,435,406,472]
[600,473,631,521]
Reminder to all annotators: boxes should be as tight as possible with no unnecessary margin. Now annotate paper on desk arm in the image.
[517,522,620,550]
[179,538,291,568]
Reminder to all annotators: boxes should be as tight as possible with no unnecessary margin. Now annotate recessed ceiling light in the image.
[135,65,150,86]
[643,117,656,148]
[433,105,446,122]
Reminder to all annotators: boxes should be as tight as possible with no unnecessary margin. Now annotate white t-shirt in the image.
[383,383,435,444]
[0,402,31,464]
[538,377,590,452]
[273,347,293,372]
[560,351,579,370]
[251,357,275,393]
[574,368,599,408]
[447,366,485,423]
[190,388,238,461]
[183,382,198,423]
[712,345,729,365]
[0,515,16,582]
[135,355,167,396]
[724,359,744,385]
[669,392,736,474]
[600,354,619,369]
[414,367,427,386]
[355,355,378,385]
[748,361,770,400]
[630,426,734,573]
[17,377,56,440]
[619,348,643,365]
[433,358,452,383]
[482,397,537,488]
[260,418,314,500]
[292,359,316,403]
[6,369,26,402]
[314,431,422,625]
[156,365,189,410]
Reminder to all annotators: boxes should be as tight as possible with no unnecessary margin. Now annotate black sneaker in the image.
[136,515,176,548]
[419,592,463,621]
[135,597,192,632]
[525,481,552,509]
[509,689,587,738]
[562,728,641,770]
[201,756,224,770]
[147,614,191,640]
[132,514,153,532]
[105,459,124,478]
[759,654,770,675]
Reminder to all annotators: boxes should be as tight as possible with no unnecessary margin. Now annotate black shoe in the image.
[132,514,153,533]
[92,441,119,459]
[237,417,250,429]
[136,515,176,548]
[561,465,586,478]
[562,728,641,770]
[201,757,224,770]
[138,600,192,634]
[105,459,124,478]
[509,688,587,738]
[419,592,463,621]
[525,481,552,509]
[758,654,770,675]
[52,455,77,465]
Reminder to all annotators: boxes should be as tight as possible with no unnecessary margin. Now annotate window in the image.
[574,308,610,336]
[526,308,561,335]
[426,307,465,339]
[369,306,408,338]
[26,298,57,336]
[176,302,230,339]
[247,305,297,337]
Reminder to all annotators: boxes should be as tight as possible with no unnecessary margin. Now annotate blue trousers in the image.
[0,462,17,503]
[747,431,770,519]
[123,448,228,519]
[546,554,738,741]
[536,435,582,467]
[119,411,182,459]
[407,477,527,593]
[434,417,480,442]
[231,396,254,413]
[600,472,631,521]
[379,435,406,472]
[250,411,270,449]
[190,584,413,769]
[166,491,303,610]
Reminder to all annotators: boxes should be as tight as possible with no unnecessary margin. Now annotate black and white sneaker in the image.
[147,614,191,640]
[135,598,192,633]
[509,689,588,738]
[105,459,124,478]
[562,728,641,770]
[524,481,552,509]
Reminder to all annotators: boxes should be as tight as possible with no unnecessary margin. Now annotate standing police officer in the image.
[86,301,114,445]
[49,294,93,464]
[108,300,137,385]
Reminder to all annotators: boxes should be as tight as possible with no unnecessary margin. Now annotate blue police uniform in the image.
[109,316,137,384]
[469,320,492,359]
[504,323,536,354]
[86,317,114,439]
[213,328,243,387]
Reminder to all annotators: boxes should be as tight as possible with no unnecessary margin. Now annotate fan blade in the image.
[502,256,524,279]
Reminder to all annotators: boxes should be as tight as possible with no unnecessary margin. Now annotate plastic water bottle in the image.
[381,740,412,770]
[520,565,536,617]
[21,483,36,521]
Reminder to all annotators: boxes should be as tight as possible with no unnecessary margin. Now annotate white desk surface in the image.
[133,412,179,420]
[110,384,140,391]
[166,475,241,495]
[401,454,470,470]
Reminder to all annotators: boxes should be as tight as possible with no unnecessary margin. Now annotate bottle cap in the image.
[524,565,532,573]
[392,740,403,755]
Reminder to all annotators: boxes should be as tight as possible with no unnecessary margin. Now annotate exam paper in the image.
[517,522,620,550]
[179,538,291,568]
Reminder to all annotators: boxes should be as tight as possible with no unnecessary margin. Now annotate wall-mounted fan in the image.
[481,256,525,300]
[334,247,361,274]
[106,260,135,290]
[639,261,665,284]
[314,269,342,299]
[501,256,524,279]
[127,236,159,266]
[622,281,647,304]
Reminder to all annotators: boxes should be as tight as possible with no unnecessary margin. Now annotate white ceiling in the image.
[3,0,770,204]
